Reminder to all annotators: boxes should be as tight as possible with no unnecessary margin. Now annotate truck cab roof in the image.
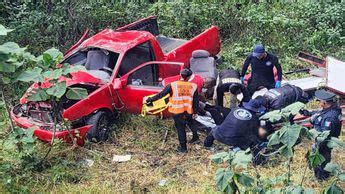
[78,29,154,53]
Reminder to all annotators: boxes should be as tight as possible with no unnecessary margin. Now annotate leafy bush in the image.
[1,1,344,65]
[211,103,345,193]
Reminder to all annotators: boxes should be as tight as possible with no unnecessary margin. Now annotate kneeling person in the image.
[299,89,342,180]
[204,99,267,150]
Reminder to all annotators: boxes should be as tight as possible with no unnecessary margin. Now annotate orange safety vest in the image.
[168,80,197,115]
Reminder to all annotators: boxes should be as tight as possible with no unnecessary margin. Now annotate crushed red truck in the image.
[11,16,221,145]
[10,16,344,145]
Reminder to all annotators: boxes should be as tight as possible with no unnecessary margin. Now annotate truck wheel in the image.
[86,111,110,143]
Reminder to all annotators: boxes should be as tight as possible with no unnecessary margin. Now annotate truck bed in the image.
[156,36,187,54]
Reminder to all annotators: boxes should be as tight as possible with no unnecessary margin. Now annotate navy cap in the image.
[243,99,267,113]
[180,68,193,79]
[253,44,265,57]
[315,89,336,102]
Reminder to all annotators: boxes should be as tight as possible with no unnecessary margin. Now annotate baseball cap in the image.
[253,44,265,57]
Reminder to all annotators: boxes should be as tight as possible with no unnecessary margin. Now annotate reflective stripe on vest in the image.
[168,81,197,114]
[221,77,241,84]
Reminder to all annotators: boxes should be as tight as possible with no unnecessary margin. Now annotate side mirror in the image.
[113,78,126,89]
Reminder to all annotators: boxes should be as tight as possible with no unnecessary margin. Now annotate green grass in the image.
[1,113,344,193]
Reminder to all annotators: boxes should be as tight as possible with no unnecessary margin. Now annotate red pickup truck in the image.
[11,16,221,144]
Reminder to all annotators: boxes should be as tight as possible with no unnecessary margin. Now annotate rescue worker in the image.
[216,69,243,108]
[255,84,309,110]
[241,44,283,96]
[144,69,199,153]
[203,99,267,150]
[299,89,342,180]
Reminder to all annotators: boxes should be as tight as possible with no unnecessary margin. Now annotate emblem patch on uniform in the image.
[266,61,272,66]
[324,121,331,128]
[234,109,252,120]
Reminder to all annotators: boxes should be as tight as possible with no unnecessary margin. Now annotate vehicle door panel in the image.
[114,61,183,114]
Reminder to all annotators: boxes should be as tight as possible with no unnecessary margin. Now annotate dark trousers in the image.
[216,83,231,107]
[172,113,198,149]
[204,133,215,147]
[314,143,331,180]
[204,104,231,125]
[247,78,275,96]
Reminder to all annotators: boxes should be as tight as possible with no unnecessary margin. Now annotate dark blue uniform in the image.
[204,107,260,149]
[310,105,342,180]
[241,53,282,95]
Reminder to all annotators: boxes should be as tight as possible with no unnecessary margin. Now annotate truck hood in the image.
[20,71,105,104]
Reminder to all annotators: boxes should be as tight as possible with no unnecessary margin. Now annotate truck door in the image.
[114,61,183,114]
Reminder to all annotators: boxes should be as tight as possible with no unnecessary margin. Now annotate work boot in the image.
[176,146,187,153]
[188,136,200,144]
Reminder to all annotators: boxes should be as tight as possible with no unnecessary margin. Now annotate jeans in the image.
[172,113,199,149]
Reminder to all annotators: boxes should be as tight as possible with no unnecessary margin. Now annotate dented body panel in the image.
[11,16,221,145]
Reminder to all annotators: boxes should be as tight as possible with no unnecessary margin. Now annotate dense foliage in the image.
[1,1,344,71]
[211,103,345,193]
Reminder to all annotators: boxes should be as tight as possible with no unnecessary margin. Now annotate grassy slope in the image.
[23,114,344,193]
[0,30,344,193]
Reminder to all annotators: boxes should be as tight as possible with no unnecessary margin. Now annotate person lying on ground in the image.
[235,83,309,111]
[299,89,342,180]
[199,101,231,125]
[144,68,199,153]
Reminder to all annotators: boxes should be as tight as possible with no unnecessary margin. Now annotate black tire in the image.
[86,111,110,143]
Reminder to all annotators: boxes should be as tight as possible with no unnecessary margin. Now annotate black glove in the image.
[299,109,311,116]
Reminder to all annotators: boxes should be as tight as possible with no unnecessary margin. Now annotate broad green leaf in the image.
[308,150,325,168]
[63,64,86,75]
[338,173,345,182]
[289,185,303,194]
[281,102,305,115]
[46,81,67,99]
[23,52,36,61]
[0,24,13,36]
[215,168,234,192]
[279,145,293,158]
[304,129,320,140]
[231,150,252,168]
[327,137,345,149]
[42,68,63,79]
[268,131,281,147]
[304,188,315,194]
[210,152,230,164]
[260,110,282,122]
[43,48,63,62]
[26,88,49,101]
[324,162,340,174]
[17,67,43,82]
[315,130,330,143]
[0,42,26,55]
[0,61,16,72]
[66,87,88,100]
[266,188,282,194]
[234,173,254,187]
[323,182,343,194]
[279,124,301,147]
[1,76,11,84]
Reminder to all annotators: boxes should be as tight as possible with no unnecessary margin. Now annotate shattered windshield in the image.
[63,48,119,71]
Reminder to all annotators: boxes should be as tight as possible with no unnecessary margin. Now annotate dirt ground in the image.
[28,114,345,193]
